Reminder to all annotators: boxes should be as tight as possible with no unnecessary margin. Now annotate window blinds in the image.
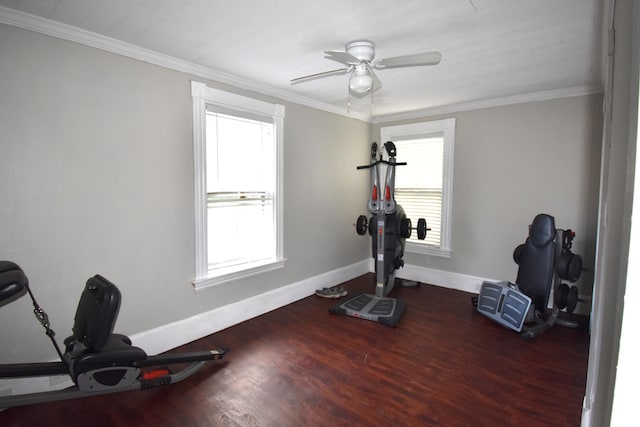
[393,136,444,247]
[205,111,276,270]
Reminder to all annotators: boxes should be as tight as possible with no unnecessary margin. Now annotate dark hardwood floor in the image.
[0,274,589,426]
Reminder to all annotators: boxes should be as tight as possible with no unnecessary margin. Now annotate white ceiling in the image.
[0,0,607,121]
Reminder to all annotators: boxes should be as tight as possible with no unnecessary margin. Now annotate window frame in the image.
[380,118,455,258]
[191,81,285,290]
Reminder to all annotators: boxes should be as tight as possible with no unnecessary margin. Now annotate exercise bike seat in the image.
[515,214,557,312]
[64,275,147,379]
[65,334,146,370]
[0,261,28,305]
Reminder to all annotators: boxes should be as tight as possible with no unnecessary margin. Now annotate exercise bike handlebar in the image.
[356,159,407,170]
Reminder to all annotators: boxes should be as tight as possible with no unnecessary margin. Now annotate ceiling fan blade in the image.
[374,51,442,69]
[324,50,362,65]
[369,67,382,92]
[290,67,349,84]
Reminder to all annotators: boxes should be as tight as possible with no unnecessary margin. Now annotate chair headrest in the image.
[0,261,28,305]
[529,214,556,247]
[72,274,121,351]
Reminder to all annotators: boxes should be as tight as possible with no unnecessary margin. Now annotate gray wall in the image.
[0,24,370,362]
[373,95,603,295]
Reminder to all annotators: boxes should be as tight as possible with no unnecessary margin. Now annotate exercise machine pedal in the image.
[330,293,405,327]
[476,281,532,332]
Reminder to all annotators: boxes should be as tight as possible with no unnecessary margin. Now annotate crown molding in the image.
[372,85,604,124]
[0,6,371,123]
[0,6,603,126]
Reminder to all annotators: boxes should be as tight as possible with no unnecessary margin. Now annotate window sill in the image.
[405,241,451,258]
[193,258,286,291]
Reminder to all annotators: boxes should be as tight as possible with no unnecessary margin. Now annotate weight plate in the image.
[355,215,368,235]
[399,217,412,238]
[555,283,570,310]
[567,286,579,313]
[513,244,525,265]
[417,218,427,240]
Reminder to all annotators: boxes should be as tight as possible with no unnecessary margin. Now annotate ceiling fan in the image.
[291,40,441,97]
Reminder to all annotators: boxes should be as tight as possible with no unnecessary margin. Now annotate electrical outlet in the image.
[49,374,69,386]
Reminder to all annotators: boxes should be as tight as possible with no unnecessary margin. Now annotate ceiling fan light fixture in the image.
[349,67,373,94]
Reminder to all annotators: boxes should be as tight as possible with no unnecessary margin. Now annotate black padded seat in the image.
[65,275,147,377]
[71,275,122,351]
[515,214,557,311]
[70,334,147,378]
[0,261,27,305]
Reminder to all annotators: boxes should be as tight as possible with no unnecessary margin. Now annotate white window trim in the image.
[380,118,455,258]
[191,81,285,290]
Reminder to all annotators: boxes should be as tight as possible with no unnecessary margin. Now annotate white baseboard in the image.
[131,259,370,355]
[395,262,591,315]
[366,258,496,294]
[396,263,496,294]
[131,260,496,357]
[137,261,494,356]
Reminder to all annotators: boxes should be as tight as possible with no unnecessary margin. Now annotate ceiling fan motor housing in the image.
[346,40,375,62]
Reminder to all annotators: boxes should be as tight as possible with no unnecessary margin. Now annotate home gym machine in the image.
[472,213,584,340]
[330,141,427,327]
[0,261,227,408]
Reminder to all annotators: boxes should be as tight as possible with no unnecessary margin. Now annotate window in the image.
[191,81,285,289]
[380,118,455,257]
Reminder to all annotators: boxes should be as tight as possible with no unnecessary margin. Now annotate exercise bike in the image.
[330,141,427,327]
[0,261,227,408]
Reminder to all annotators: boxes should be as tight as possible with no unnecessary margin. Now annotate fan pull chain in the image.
[370,89,374,113]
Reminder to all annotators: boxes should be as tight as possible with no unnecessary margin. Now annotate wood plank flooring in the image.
[0,274,589,426]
